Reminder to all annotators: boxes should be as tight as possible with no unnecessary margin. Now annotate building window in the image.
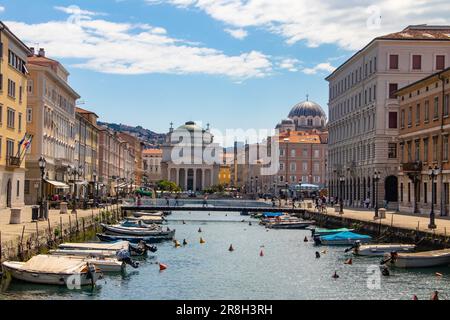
[290,149,296,157]
[444,135,449,162]
[445,94,449,117]
[18,113,22,132]
[388,112,397,128]
[424,182,428,204]
[436,55,445,70]
[424,100,429,122]
[432,136,438,162]
[423,138,429,163]
[314,150,320,158]
[415,140,420,161]
[388,143,397,159]
[7,108,15,128]
[16,180,20,197]
[407,106,412,126]
[389,54,399,69]
[400,183,404,202]
[27,80,33,94]
[26,107,32,123]
[280,163,284,171]
[290,163,296,172]
[24,180,30,195]
[389,83,398,99]
[407,183,411,203]
[302,162,308,171]
[400,109,405,128]
[412,55,422,70]
[434,97,439,119]
[416,104,421,125]
[6,139,14,157]
[406,141,412,162]
[7,79,16,98]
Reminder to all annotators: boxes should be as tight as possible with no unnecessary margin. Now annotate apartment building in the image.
[327,25,450,209]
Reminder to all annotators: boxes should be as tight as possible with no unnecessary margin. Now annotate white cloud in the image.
[302,62,336,75]
[278,58,301,72]
[0,6,5,13]
[5,8,272,80]
[54,5,106,17]
[149,0,450,50]
[224,28,248,40]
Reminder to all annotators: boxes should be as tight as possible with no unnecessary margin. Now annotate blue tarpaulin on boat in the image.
[320,231,371,241]
[262,212,284,217]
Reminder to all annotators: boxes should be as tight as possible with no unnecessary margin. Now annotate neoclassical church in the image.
[160,121,220,191]
[276,97,328,134]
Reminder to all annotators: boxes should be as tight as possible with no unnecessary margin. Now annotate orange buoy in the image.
[344,258,353,265]
[200,237,206,244]
[321,250,328,254]
[229,244,234,252]
[260,250,264,257]
[159,263,167,271]
[174,240,181,248]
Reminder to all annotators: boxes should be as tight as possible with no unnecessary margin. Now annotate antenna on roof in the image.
[76,100,85,105]
[306,94,309,101]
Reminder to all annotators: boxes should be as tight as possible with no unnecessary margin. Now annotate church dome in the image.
[177,121,204,132]
[288,100,326,119]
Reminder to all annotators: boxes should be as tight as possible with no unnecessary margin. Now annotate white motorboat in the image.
[57,255,125,272]
[50,249,118,258]
[267,220,314,229]
[101,223,175,238]
[2,255,102,286]
[352,243,416,256]
[132,211,164,218]
[125,216,164,224]
[383,249,450,268]
[58,241,130,252]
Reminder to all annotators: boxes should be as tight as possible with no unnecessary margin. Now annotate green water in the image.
[1,211,449,300]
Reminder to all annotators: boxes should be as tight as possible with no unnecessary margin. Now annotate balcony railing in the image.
[6,156,21,168]
[401,161,422,172]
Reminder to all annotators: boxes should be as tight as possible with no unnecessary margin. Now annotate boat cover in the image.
[21,255,86,273]
[59,241,129,251]
[262,212,284,217]
[315,228,352,234]
[321,231,372,241]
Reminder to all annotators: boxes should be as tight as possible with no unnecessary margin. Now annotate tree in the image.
[156,180,181,192]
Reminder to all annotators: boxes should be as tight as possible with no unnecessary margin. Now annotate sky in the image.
[2,0,450,136]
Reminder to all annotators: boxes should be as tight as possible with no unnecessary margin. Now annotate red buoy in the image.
[260,250,264,257]
[344,258,353,265]
[159,263,167,271]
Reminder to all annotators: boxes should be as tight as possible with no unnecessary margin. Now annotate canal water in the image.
[1,210,449,300]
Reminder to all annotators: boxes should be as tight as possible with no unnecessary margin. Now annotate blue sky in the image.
[3,0,450,135]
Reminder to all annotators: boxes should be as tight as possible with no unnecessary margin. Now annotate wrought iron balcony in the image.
[6,156,21,168]
[401,161,422,172]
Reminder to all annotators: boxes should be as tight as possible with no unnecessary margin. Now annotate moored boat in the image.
[58,240,150,256]
[132,211,164,218]
[124,216,164,224]
[382,249,450,268]
[350,242,416,256]
[311,228,354,237]
[101,223,175,238]
[55,255,126,273]
[2,255,102,286]
[97,233,171,243]
[314,231,372,245]
[267,220,314,229]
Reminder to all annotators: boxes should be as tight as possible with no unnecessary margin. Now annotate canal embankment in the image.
[0,205,123,262]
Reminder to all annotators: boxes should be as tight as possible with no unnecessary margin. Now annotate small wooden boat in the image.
[101,223,175,237]
[124,216,164,224]
[351,243,416,256]
[382,249,450,268]
[55,255,126,273]
[267,220,314,229]
[132,211,164,218]
[120,219,162,228]
[2,255,102,286]
[312,228,354,237]
[97,233,173,243]
[314,231,372,245]
[58,240,148,256]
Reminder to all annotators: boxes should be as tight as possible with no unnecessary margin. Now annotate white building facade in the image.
[327,25,450,209]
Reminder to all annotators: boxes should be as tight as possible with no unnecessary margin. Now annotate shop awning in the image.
[75,180,89,186]
[44,179,70,189]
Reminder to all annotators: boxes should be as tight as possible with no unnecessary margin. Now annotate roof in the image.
[278,131,322,144]
[0,21,31,55]
[396,66,450,95]
[143,149,162,156]
[28,55,70,76]
[326,25,450,80]
[288,100,326,118]
[76,107,99,118]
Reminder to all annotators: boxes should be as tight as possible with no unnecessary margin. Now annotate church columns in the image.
[193,169,197,192]
[201,169,205,190]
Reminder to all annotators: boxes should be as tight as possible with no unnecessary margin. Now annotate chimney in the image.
[38,48,45,57]
[29,47,35,56]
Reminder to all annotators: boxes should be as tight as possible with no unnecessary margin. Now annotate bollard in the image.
[60,216,63,240]
[35,221,39,250]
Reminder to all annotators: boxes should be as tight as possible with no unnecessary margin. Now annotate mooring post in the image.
[76,211,79,233]
[47,218,51,243]
[60,216,63,240]
[35,221,39,251]
[20,225,25,257]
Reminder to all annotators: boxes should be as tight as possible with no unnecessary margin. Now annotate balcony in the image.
[6,156,21,168]
[401,161,422,172]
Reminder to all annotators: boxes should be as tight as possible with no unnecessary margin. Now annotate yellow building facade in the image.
[0,22,31,208]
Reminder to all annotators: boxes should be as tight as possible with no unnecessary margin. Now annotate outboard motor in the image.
[345,240,361,253]
[116,249,139,269]
[144,243,158,253]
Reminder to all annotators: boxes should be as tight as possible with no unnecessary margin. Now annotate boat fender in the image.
[159,263,168,271]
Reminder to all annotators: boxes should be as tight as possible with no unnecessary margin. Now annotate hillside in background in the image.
[98,121,166,146]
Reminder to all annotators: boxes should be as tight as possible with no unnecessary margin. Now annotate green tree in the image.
[156,180,181,192]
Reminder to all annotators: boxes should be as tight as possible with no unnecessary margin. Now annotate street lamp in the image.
[38,156,47,220]
[373,170,381,219]
[68,164,83,214]
[428,166,440,229]
[339,176,345,202]
[93,169,98,207]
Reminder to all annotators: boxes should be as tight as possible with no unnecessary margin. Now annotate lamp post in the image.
[429,166,440,229]
[93,169,98,207]
[339,176,345,203]
[38,156,47,220]
[68,165,83,214]
[373,170,381,219]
